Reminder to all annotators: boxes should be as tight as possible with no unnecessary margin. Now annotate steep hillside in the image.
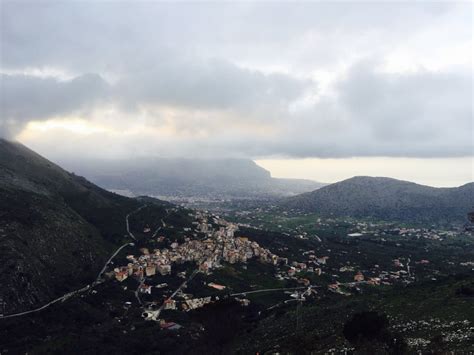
[0,139,144,312]
[56,157,325,199]
[282,176,474,224]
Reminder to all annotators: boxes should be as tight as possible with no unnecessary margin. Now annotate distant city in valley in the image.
[1,1,473,354]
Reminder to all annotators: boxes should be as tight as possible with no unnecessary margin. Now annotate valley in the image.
[0,140,473,354]
[1,196,473,353]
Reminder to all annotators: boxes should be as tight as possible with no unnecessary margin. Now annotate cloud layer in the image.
[1,1,472,160]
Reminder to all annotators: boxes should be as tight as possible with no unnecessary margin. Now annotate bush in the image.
[455,285,474,297]
[343,311,407,354]
[343,311,388,344]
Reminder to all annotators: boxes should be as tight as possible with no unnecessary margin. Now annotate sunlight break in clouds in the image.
[1,1,472,185]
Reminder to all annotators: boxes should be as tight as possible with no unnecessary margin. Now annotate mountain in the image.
[56,157,325,199]
[282,176,474,224]
[0,139,156,312]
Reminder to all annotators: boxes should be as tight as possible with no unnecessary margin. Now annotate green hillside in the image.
[283,176,473,224]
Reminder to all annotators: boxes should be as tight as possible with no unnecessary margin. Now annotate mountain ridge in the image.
[55,156,326,199]
[282,175,473,223]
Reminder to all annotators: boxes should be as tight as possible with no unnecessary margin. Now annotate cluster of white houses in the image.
[114,214,283,283]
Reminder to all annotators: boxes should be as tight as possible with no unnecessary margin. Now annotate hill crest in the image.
[283,175,473,223]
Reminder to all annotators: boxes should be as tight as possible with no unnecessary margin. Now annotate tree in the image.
[343,311,407,354]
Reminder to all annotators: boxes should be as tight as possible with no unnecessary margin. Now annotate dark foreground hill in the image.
[234,273,474,353]
[282,176,474,224]
[56,157,325,199]
[0,139,158,312]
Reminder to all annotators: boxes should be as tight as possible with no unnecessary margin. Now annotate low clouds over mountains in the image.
[1,2,472,160]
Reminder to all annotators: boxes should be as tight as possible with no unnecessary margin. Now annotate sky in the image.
[1,1,473,186]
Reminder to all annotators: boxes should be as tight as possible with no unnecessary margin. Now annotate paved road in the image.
[0,205,146,320]
[132,209,174,308]
[230,285,320,297]
[151,226,162,239]
[170,269,199,299]
[152,269,199,318]
[126,205,147,240]
[0,284,92,319]
[134,277,146,306]
[2,282,311,319]
[94,242,135,283]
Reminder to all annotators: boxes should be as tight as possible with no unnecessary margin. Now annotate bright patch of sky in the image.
[1,1,472,185]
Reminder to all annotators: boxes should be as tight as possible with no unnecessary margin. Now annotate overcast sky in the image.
[1,1,472,186]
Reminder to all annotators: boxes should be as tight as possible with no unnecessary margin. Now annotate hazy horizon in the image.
[4,136,472,188]
[1,1,473,186]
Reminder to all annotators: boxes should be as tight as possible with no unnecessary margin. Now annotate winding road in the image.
[150,269,200,319]
[134,209,174,310]
[0,284,93,319]
[134,277,146,306]
[0,205,147,320]
[125,205,147,240]
[230,285,320,297]
[94,242,135,283]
